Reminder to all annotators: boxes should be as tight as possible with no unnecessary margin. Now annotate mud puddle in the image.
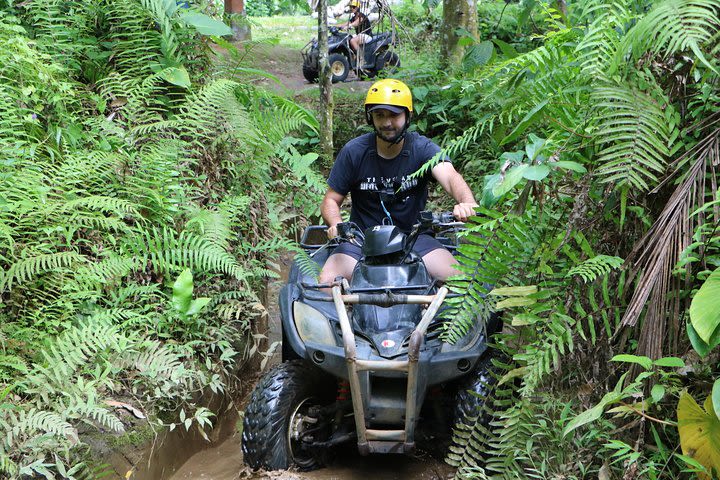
[171,435,455,480]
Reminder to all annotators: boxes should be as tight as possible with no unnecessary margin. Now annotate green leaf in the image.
[564,391,623,436]
[522,165,550,181]
[172,269,194,315]
[611,354,653,370]
[500,150,526,164]
[690,269,720,343]
[714,380,720,423]
[495,297,536,308]
[500,99,548,146]
[677,391,720,475]
[413,86,429,101]
[187,297,211,316]
[493,39,518,58]
[551,161,587,173]
[489,285,538,296]
[525,134,546,161]
[179,12,233,36]
[159,66,191,89]
[687,321,720,357]
[653,357,685,368]
[463,41,495,70]
[481,173,502,207]
[492,164,529,197]
[651,384,665,403]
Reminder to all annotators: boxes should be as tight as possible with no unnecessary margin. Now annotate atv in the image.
[301,25,400,84]
[241,212,499,470]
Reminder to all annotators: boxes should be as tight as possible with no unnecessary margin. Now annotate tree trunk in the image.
[441,0,478,68]
[318,0,334,162]
[225,0,251,41]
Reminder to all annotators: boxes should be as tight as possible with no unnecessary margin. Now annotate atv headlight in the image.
[293,302,337,346]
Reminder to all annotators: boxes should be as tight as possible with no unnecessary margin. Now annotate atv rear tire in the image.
[242,361,334,471]
[376,51,400,75]
[302,64,319,83]
[328,53,350,83]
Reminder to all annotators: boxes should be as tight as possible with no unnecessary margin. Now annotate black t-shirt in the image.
[351,11,372,36]
[327,132,449,233]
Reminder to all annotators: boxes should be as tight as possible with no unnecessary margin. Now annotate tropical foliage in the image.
[396,0,720,477]
[0,0,321,476]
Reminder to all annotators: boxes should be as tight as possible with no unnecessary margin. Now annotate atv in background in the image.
[301,26,400,83]
[241,212,500,470]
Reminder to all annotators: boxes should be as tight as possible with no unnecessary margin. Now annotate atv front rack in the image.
[331,283,449,455]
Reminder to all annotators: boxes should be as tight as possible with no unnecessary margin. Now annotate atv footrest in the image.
[331,285,449,457]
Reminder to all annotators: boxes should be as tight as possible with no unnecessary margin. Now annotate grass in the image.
[249,15,318,50]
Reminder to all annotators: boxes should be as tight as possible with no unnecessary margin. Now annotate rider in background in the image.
[319,79,478,284]
[336,0,372,55]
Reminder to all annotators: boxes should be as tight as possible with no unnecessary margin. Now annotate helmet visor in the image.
[367,104,405,114]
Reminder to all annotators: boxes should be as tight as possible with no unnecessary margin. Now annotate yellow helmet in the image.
[348,0,360,8]
[364,79,413,113]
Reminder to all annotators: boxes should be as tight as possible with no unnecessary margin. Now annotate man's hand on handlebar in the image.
[326,224,339,240]
[453,202,478,222]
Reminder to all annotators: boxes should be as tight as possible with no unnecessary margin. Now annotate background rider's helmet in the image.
[364,79,413,143]
[348,0,360,8]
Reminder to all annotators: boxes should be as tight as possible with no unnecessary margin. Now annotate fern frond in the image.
[61,195,141,218]
[72,255,139,288]
[293,249,322,280]
[1,252,87,293]
[575,0,633,77]
[593,82,672,191]
[567,255,624,282]
[442,210,539,343]
[136,228,248,281]
[614,0,720,71]
[185,207,235,249]
[11,408,78,445]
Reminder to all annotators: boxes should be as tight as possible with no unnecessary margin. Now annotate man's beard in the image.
[377,128,402,144]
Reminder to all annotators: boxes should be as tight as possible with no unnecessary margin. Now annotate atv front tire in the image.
[452,352,499,436]
[328,53,350,83]
[376,50,400,75]
[242,361,334,471]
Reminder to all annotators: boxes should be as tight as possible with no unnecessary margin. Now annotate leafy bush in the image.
[0,0,321,476]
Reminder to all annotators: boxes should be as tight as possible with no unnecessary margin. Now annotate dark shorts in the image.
[331,233,445,261]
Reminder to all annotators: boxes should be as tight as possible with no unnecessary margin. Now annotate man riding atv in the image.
[241,80,495,471]
[336,0,372,55]
[320,78,478,283]
[301,1,400,83]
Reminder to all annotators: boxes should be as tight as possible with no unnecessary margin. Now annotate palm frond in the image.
[621,126,719,357]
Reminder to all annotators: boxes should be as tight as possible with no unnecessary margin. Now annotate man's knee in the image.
[422,248,460,281]
[318,253,357,284]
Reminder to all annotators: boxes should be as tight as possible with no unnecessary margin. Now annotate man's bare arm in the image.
[321,188,346,238]
[431,162,478,221]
